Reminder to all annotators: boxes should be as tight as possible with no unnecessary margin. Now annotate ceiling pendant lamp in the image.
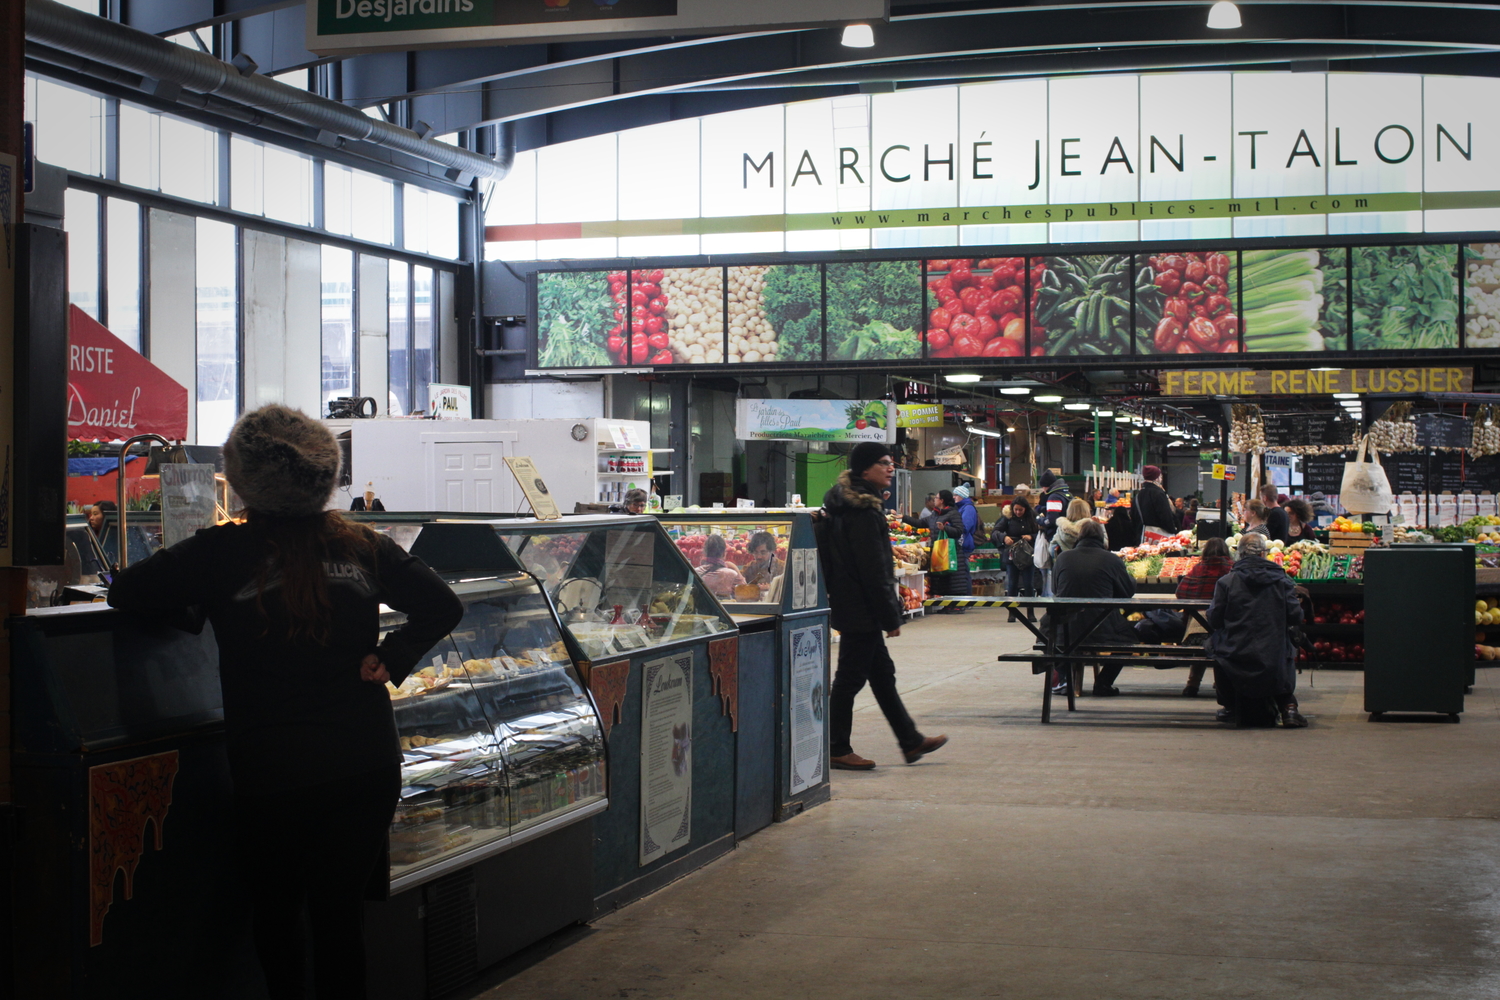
[1207,1,1242,29]
[841,23,875,47]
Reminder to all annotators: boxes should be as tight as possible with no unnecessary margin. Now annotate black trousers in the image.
[237,764,402,1000]
[830,629,923,756]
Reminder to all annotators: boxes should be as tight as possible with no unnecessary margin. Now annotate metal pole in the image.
[1110,416,1117,471]
[115,433,171,569]
[1092,410,1100,477]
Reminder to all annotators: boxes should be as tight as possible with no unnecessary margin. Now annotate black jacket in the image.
[109,521,464,794]
[1132,481,1177,534]
[1048,534,1138,644]
[818,471,902,634]
[1264,505,1291,545]
[1038,481,1073,539]
[1206,555,1302,701]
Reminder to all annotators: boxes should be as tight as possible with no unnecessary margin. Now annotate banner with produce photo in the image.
[1352,245,1459,351]
[729,264,820,362]
[644,267,725,365]
[1135,251,1241,356]
[1029,254,1134,357]
[1238,248,1350,353]
[922,257,1028,359]
[825,261,923,362]
[1468,243,1500,350]
[735,399,894,443]
[536,271,615,367]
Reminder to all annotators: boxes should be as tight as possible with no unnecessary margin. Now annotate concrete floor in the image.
[465,612,1500,999]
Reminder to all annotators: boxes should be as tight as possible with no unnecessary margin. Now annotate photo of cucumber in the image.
[1028,255,1135,357]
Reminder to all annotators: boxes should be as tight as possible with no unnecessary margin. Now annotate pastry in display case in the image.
[497,515,736,660]
[380,526,607,888]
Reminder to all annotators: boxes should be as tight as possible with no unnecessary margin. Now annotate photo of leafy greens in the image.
[747,264,823,362]
[536,271,613,368]
[1352,244,1459,350]
[825,260,922,361]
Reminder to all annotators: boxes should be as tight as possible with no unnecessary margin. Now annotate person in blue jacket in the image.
[931,485,981,612]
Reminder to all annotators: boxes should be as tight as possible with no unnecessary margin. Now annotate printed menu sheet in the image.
[788,624,826,796]
[640,651,693,866]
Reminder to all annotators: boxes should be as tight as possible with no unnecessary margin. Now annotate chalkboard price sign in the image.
[1260,412,1353,448]
[1414,413,1471,449]
[1303,455,1350,495]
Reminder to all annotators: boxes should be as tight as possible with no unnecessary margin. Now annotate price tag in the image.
[736,498,755,509]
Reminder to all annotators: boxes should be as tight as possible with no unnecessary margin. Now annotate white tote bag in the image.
[1033,532,1051,570]
[1340,434,1395,514]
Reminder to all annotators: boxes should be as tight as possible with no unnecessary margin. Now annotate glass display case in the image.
[655,510,825,618]
[383,522,608,891]
[496,514,736,660]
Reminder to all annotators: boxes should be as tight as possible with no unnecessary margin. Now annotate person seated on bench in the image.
[1044,519,1138,697]
[1205,532,1308,728]
[1134,536,1234,696]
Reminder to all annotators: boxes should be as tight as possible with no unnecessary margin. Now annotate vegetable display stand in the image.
[1362,545,1472,720]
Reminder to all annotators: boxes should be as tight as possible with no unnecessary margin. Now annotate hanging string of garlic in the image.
[1228,404,1265,453]
[1472,405,1500,457]
[1368,400,1417,452]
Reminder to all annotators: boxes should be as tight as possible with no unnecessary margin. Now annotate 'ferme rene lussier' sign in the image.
[489,72,1500,246]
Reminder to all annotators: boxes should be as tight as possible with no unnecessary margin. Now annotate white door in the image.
[424,432,518,512]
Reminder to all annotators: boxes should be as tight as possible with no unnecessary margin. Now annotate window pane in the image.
[324,163,353,236]
[230,136,263,216]
[64,188,99,319]
[262,145,313,226]
[118,104,155,189]
[159,117,217,204]
[351,170,393,245]
[270,69,309,90]
[412,265,433,408]
[388,261,410,416]
[196,218,238,446]
[33,79,105,176]
[322,246,355,410]
[430,191,461,260]
[106,199,141,350]
[403,185,428,254]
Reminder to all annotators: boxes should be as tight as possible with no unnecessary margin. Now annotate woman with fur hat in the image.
[109,405,464,999]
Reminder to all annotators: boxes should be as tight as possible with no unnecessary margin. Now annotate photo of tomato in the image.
[923,257,1026,359]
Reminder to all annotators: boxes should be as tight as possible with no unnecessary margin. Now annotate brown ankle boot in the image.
[1183,663,1207,696]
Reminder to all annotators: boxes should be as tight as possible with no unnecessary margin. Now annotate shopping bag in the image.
[1141,526,1174,544]
[1340,434,1394,514]
[930,536,953,574]
[1033,534,1052,570]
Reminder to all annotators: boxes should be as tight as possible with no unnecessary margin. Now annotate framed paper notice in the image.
[159,464,218,548]
[640,651,693,866]
[504,456,561,520]
[788,625,826,796]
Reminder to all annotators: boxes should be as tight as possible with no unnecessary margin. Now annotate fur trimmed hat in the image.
[224,405,341,517]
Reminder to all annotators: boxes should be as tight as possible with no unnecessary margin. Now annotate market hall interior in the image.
[463,612,1500,1000]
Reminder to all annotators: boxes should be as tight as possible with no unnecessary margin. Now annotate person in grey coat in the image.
[1205,532,1308,728]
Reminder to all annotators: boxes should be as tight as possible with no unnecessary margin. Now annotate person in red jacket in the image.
[1175,537,1234,696]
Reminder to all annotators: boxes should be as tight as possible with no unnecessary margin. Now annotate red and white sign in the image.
[68,306,188,441]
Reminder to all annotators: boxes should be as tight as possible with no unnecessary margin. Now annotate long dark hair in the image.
[248,510,380,644]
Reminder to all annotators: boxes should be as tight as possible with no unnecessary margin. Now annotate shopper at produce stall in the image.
[819,442,948,770]
[1259,483,1291,544]
[1106,504,1139,551]
[901,492,941,533]
[1054,497,1095,555]
[1243,499,1272,539]
[1046,519,1138,696]
[930,487,979,612]
[1205,531,1308,728]
[695,533,747,598]
[1036,471,1073,596]
[1284,497,1316,543]
[1131,465,1178,543]
[742,530,785,587]
[1181,498,1200,531]
[610,488,650,515]
[1161,536,1234,696]
[1000,497,1039,620]
[106,404,465,1000]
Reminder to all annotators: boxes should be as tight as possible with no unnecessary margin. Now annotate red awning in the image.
[68,306,189,442]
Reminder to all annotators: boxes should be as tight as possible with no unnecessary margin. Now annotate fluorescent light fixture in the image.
[1096,409,1115,418]
[841,22,875,47]
[945,373,982,383]
[1131,429,1141,436]
[999,386,1031,395]
[967,426,1004,438]
[1063,402,1091,410]
[1207,1,1241,29]
[1034,394,1064,403]
[1171,428,1188,436]
[1332,392,1358,399]
[1313,367,1342,372]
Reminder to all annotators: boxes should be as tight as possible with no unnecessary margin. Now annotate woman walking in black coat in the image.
[109,405,464,999]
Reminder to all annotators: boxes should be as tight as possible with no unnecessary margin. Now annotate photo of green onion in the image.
[1240,248,1346,353]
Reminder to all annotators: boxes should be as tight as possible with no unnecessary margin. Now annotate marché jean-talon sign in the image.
[485,72,1500,247]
